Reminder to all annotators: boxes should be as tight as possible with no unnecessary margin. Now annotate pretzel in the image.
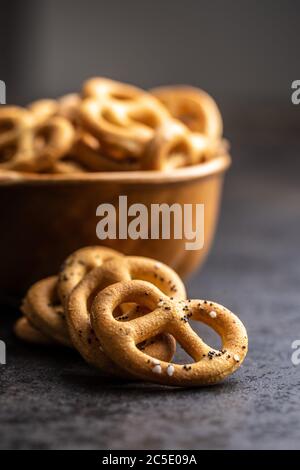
[0,107,34,169]
[0,107,75,172]
[82,77,147,101]
[57,93,81,124]
[189,132,224,163]
[142,120,197,170]
[58,246,124,304]
[47,159,86,174]
[67,256,185,375]
[19,247,122,347]
[22,276,72,347]
[71,131,139,171]
[142,117,225,170]
[142,121,216,170]
[151,86,223,139]
[14,317,54,345]
[79,96,169,158]
[79,94,170,158]
[29,94,81,125]
[28,116,75,171]
[29,95,94,173]
[28,99,58,125]
[91,280,248,387]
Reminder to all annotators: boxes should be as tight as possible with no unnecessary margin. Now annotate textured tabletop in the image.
[1,128,300,450]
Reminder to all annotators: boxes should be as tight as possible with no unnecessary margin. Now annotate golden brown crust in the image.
[58,246,123,304]
[28,99,59,125]
[79,94,170,158]
[151,85,223,138]
[67,256,185,376]
[91,280,248,387]
[14,316,54,345]
[71,131,139,172]
[0,106,75,172]
[22,276,72,347]
[1,79,225,175]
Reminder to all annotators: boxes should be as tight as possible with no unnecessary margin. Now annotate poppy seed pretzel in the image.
[58,246,123,305]
[67,256,186,376]
[19,247,123,348]
[91,280,248,387]
[14,316,55,345]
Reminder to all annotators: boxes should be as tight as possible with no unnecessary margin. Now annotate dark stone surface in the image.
[1,129,300,450]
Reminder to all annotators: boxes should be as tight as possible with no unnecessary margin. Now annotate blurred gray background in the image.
[1,0,300,133]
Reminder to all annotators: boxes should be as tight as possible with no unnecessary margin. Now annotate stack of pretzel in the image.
[15,245,248,387]
[0,78,227,174]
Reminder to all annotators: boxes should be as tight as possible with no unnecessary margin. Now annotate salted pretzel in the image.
[22,276,72,346]
[91,280,248,387]
[58,246,123,304]
[80,78,170,158]
[67,256,186,375]
[14,316,54,345]
[151,85,223,139]
[0,106,75,172]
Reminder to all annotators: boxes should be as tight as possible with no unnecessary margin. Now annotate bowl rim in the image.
[0,153,231,186]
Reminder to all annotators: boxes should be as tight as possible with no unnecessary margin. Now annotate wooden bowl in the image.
[0,153,231,300]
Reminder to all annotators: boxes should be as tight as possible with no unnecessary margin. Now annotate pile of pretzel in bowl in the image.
[0,78,227,174]
[15,245,248,387]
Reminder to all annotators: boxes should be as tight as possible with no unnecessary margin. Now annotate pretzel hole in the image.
[0,120,15,133]
[130,111,160,129]
[163,142,191,168]
[183,320,222,351]
[177,104,205,132]
[173,344,197,364]
[34,127,54,150]
[110,92,135,102]
[0,144,17,162]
